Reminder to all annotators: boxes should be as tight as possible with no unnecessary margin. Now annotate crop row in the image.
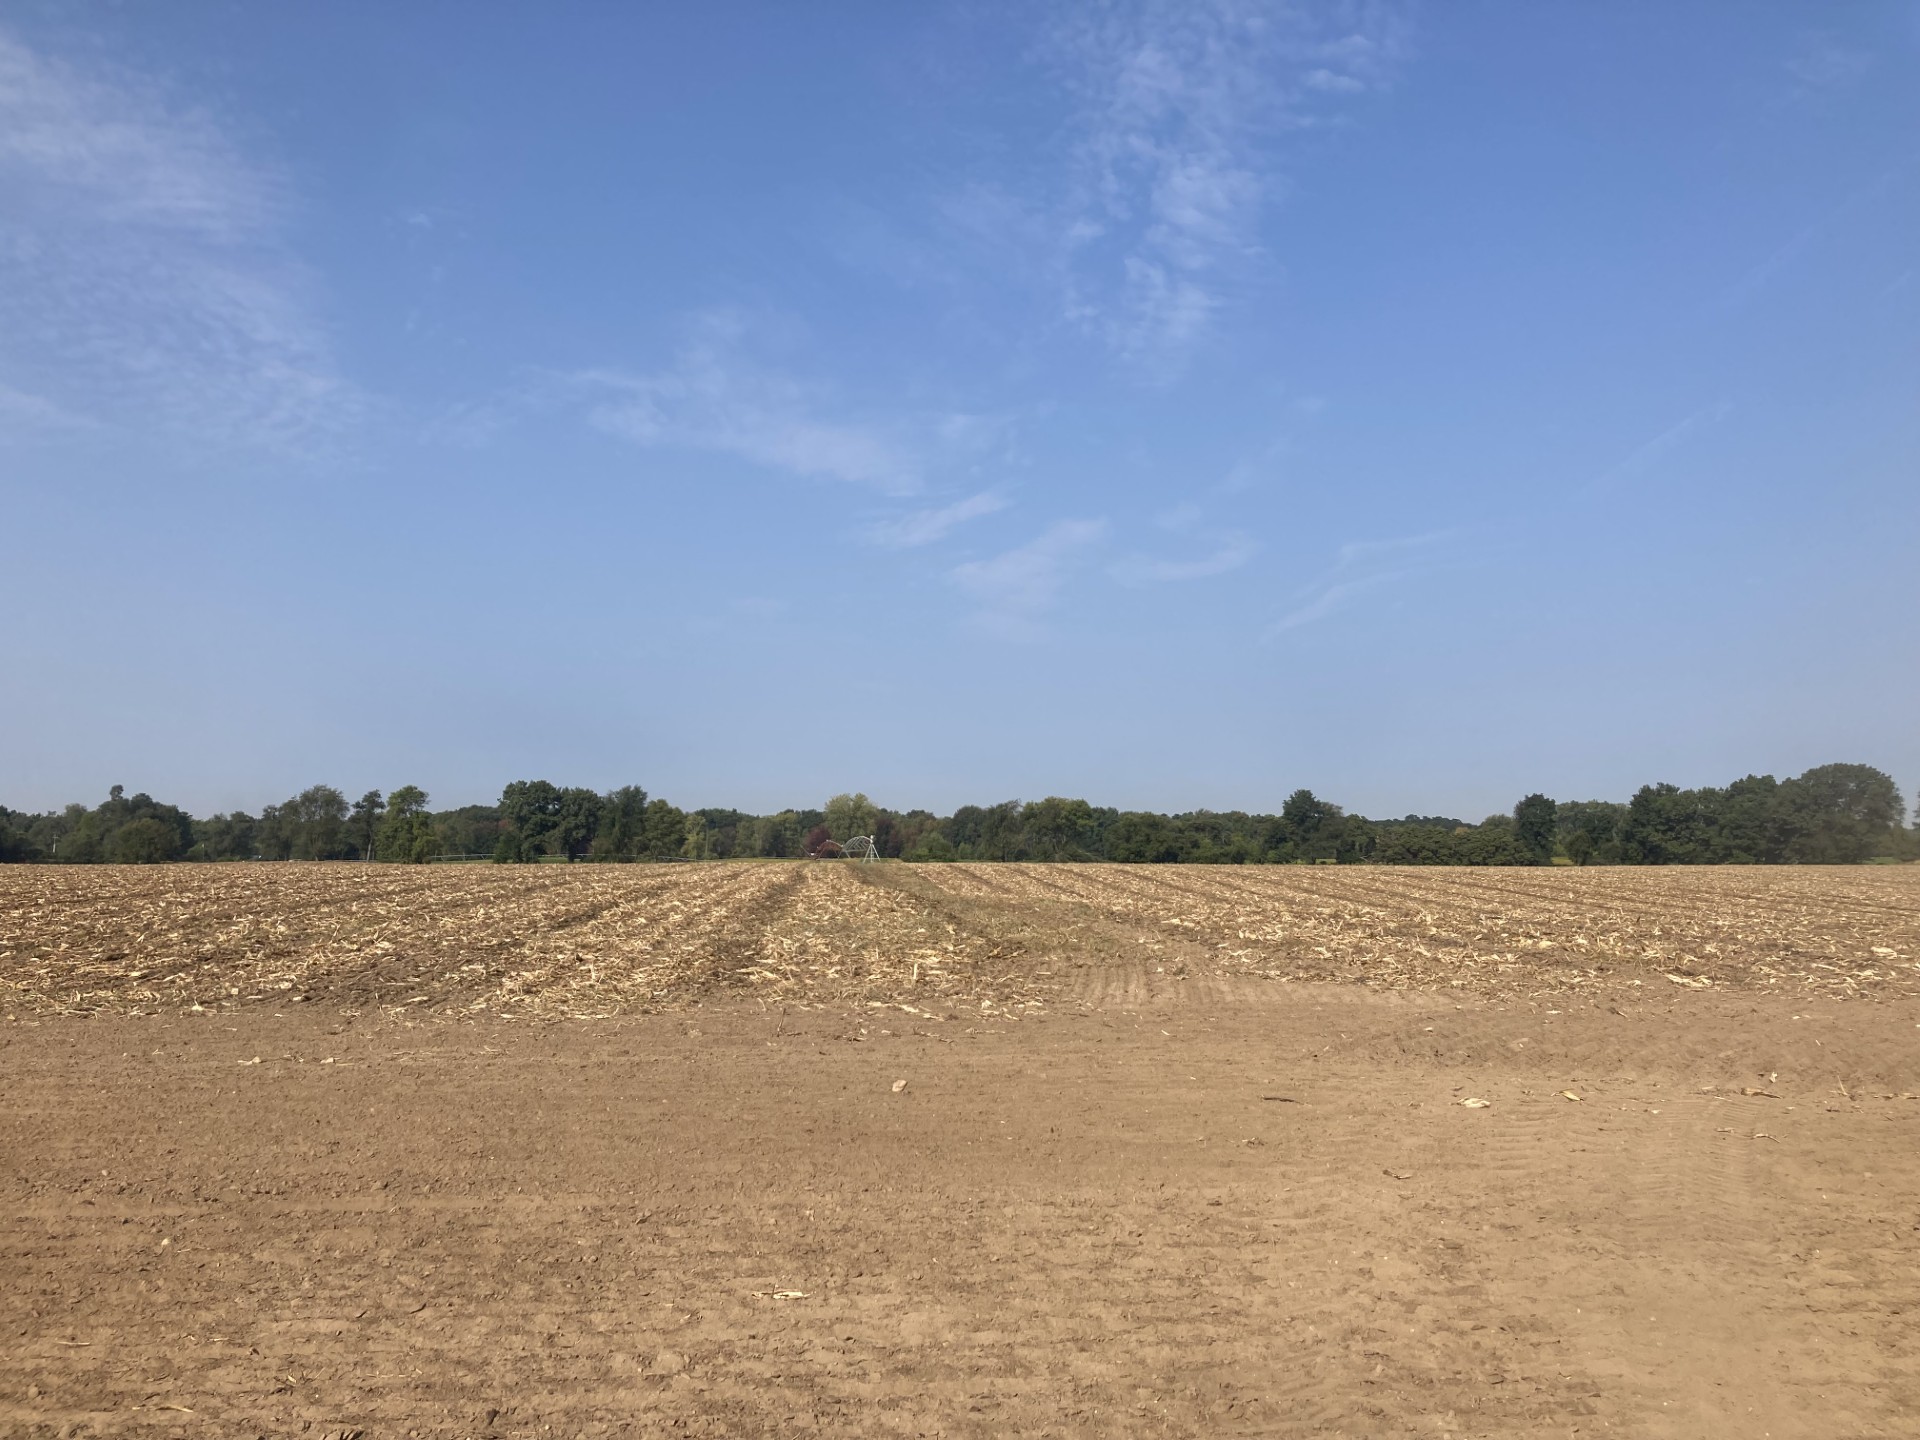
[3,861,1915,1015]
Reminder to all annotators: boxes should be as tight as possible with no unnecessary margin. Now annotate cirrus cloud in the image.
[952,517,1109,636]
[0,26,357,453]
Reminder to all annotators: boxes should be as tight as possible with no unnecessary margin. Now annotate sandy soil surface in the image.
[4,865,1918,1437]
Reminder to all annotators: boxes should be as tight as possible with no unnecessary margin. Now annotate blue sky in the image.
[3,1,1916,820]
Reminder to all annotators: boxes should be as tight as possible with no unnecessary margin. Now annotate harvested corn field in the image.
[3,860,1917,1016]
[0,862,1041,1018]
[5,861,1920,1437]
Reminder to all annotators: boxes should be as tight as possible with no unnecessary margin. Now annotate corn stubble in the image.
[2,861,1914,1018]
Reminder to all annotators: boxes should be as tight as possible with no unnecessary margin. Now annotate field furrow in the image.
[3,861,1916,1017]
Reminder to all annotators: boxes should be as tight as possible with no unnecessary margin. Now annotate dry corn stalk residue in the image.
[2,861,1916,1016]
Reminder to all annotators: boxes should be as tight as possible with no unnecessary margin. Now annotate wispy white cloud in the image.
[819,197,963,290]
[1154,501,1206,531]
[1037,0,1409,376]
[0,34,277,238]
[1112,530,1256,584]
[1785,33,1872,95]
[1585,403,1735,494]
[1266,527,1453,637]
[419,395,519,450]
[1725,166,1905,308]
[730,596,789,620]
[0,26,355,453]
[0,380,91,438]
[952,518,1108,634]
[1332,528,1456,570]
[1269,572,1397,633]
[559,313,1028,498]
[1218,398,1327,492]
[568,314,923,493]
[866,490,1009,548]
[1303,67,1366,94]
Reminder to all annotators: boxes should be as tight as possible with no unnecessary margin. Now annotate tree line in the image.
[1,763,1912,867]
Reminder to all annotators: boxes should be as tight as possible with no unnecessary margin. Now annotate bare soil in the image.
[4,864,1918,1437]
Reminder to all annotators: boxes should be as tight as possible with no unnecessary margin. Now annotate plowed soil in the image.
[4,863,1919,1437]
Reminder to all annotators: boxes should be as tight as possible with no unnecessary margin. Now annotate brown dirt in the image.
[4,864,1919,1436]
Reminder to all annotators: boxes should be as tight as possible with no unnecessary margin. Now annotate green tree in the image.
[904,831,956,862]
[492,830,538,863]
[824,792,879,842]
[695,808,751,858]
[1716,775,1790,863]
[551,787,605,861]
[376,786,436,863]
[284,785,351,860]
[348,790,386,861]
[739,810,802,858]
[500,780,563,855]
[641,798,688,859]
[683,812,714,860]
[23,805,80,861]
[191,811,259,862]
[597,785,650,860]
[1556,801,1625,865]
[57,815,107,862]
[108,816,181,864]
[1372,824,1465,864]
[1619,783,1716,864]
[1268,790,1342,862]
[50,786,196,864]
[1023,797,1098,860]
[946,800,1024,859]
[1457,822,1531,865]
[1513,793,1557,864]
[1777,763,1905,863]
[0,807,45,863]
[255,803,292,860]
[1108,811,1185,863]
[0,821,39,863]
[434,805,505,858]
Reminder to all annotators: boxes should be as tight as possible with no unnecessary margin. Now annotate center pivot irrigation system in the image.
[808,836,880,862]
